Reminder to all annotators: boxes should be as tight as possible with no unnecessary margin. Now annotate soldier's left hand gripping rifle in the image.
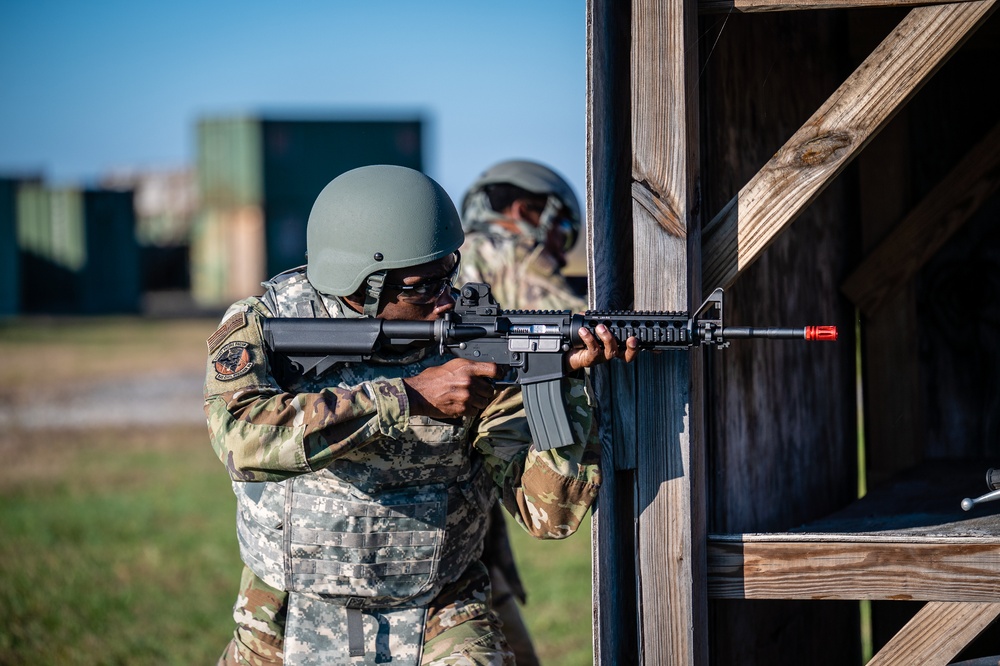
[262,282,838,452]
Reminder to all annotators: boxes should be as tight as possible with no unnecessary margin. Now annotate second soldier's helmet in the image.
[306,165,464,314]
[460,159,581,252]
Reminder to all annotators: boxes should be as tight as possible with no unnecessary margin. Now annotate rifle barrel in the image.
[722,326,838,340]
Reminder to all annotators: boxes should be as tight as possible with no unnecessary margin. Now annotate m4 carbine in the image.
[262,282,837,451]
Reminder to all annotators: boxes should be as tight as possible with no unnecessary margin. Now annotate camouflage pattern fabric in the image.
[218,566,286,666]
[473,385,600,538]
[461,188,545,247]
[422,560,513,665]
[220,562,515,666]
[204,271,601,533]
[459,228,587,314]
[206,266,601,664]
[284,596,427,666]
[487,563,538,666]
[421,616,513,666]
[459,223,591,665]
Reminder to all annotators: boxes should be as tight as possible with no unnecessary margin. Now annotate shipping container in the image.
[0,178,21,316]
[17,185,141,314]
[18,184,81,313]
[259,119,424,277]
[190,205,265,307]
[192,116,423,306]
[197,116,263,209]
[79,189,141,314]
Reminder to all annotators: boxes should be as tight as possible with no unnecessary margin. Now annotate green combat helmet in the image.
[460,159,582,252]
[306,165,464,316]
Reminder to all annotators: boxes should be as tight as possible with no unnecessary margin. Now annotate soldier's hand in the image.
[402,358,502,418]
[566,324,639,372]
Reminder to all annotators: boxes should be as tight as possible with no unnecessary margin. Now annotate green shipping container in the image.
[18,184,82,313]
[193,116,423,306]
[80,190,141,314]
[0,178,20,316]
[17,185,140,314]
[261,119,423,277]
[197,117,263,209]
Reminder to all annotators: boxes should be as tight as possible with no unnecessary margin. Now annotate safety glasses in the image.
[383,252,461,305]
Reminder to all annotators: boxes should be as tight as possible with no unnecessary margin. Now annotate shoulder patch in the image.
[213,341,255,381]
[207,311,248,352]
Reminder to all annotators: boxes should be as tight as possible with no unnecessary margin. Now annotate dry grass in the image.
[0,317,214,400]
[0,424,210,494]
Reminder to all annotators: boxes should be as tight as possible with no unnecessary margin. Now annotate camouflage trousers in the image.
[489,564,539,666]
[218,565,515,666]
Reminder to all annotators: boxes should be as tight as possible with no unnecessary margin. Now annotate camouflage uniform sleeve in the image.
[459,233,588,313]
[204,300,410,482]
[471,378,601,540]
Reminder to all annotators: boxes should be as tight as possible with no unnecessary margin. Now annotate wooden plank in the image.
[631,0,705,664]
[841,120,1000,316]
[707,538,1000,601]
[867,602,1000,666]
[586,0,634,314]
[699,0,974,13]
[707,461,1000,601]
[587,0,641,664]
[701,0,998,295]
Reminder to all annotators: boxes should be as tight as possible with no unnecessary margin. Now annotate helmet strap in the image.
[538,194,578,253]
[536,195,561,241]
[363,271,387,318]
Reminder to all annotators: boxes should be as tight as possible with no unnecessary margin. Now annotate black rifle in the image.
[262,282,837,451]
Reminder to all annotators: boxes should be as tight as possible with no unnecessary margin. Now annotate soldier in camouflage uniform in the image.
[205,165,636,666]
[458,160,588,665]
[459,159,586,314]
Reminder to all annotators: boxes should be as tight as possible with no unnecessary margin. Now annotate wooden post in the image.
[633,0,705,663]
[588,0,705,662]
[588,0,640,663]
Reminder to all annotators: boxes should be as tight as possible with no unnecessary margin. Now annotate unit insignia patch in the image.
[214,341,254,381]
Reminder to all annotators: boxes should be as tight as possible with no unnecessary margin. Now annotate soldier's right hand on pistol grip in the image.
[402,358,502,418]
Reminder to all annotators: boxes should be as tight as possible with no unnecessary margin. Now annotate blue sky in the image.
[0,1,587,206]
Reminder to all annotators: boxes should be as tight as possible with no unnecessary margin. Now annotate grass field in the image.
[0,317,594,665]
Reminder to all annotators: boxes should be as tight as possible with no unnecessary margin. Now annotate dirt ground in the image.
[0,317,216,431]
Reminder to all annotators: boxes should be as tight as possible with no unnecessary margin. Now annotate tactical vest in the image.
[233,267,494,666]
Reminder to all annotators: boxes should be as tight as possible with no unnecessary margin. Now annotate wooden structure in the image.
[586,1,1000,664]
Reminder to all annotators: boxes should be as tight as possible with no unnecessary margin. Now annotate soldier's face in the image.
[377,254,459,321]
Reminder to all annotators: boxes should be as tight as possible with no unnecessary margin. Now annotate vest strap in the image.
[347,607,365,657]
[363,271,387,318]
